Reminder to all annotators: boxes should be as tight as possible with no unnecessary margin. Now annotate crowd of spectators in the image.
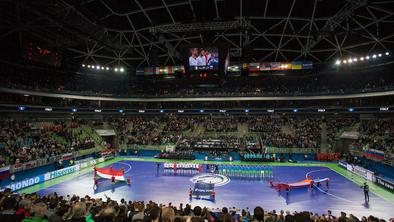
[240,136,260,150]
[2,62,394,98]
[325,117,357,150]
[203,117,238,132]
[0,120,96,166]
[162,116,198,133]
[352,119,394,155]
[101,115,394,157]
[248,116,282,133]
[0,189,390,222]
[174,116,323,151]
[155,151,195,160]
[3,115,394,167]
[111,118,132,147]
[129,117,162,145]
[116,116,197,147]
[177,136,240,151]
[250,116,321,149]
[116,117,163,146]
[116,116,241,147]
[248,116,360,150]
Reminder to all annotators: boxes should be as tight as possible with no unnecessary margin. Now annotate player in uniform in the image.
[126,176,131,185]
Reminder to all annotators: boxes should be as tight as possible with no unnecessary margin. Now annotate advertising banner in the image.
[339,161,376,182]
[4,157,106,192]
[44,165,80,181]
[6,175,45,192]
[375,176,394,192]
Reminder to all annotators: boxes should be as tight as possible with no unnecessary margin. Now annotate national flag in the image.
[62,153,73,161]
[259,62,271,71]
[249,63,260,71]
[291,61,302,70]
[270,62,281,70]
[0,166,10,179]
[363,148,384,160]
[302,61,313,69]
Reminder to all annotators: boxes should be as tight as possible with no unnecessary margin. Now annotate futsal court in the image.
[36,160,394,220]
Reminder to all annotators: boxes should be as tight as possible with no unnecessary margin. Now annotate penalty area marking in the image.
[115,161,132,174]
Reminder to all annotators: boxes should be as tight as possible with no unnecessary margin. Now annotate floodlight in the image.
[385,52,389,56]
[120,68,124,72]
[378,53,382,57]
[114,68,118,72]
[82,64,85,67]
[106,67,110,70]
[366,56,370,60]
[360,57,364,61]
[335,60,341,65]
[372,54,377,58]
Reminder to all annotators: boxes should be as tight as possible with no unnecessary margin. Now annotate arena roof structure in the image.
[1,0,394,68]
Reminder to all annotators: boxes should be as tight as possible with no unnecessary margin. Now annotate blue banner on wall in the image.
[375,176,394,192]
[44,165,80,181]
[3,158,105,192]
[6,175,45,192]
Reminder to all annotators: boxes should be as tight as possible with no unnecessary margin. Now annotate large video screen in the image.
[188,47,219,71]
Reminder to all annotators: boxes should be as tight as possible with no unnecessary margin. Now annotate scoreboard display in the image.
[22,41,62,67]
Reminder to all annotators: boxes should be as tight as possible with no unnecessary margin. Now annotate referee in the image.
[361,182,369,203]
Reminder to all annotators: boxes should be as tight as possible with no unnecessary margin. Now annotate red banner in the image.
[316,153,340,161]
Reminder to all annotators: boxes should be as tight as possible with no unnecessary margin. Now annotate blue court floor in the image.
[37,160,394,220]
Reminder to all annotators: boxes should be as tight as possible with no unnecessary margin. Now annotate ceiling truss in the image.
[0,0,393,69]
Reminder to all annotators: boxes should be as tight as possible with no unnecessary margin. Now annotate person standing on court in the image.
[157,162,160,172]
[361,182,369,202]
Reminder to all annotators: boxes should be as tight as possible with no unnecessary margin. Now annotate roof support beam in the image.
[303,0,367,53]
[149,19,250,33]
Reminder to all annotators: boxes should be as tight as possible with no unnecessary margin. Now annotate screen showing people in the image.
[189,47,219,70]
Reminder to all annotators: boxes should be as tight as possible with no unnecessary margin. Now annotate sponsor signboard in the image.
[339,161,376,183]
[4,157,106,192]
[44,165,80,181]
[338,160,347,168]
[375,176,394,192]
[6,175,45,192]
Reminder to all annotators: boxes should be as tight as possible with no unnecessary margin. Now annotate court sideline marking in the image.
[306,168,353,203]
